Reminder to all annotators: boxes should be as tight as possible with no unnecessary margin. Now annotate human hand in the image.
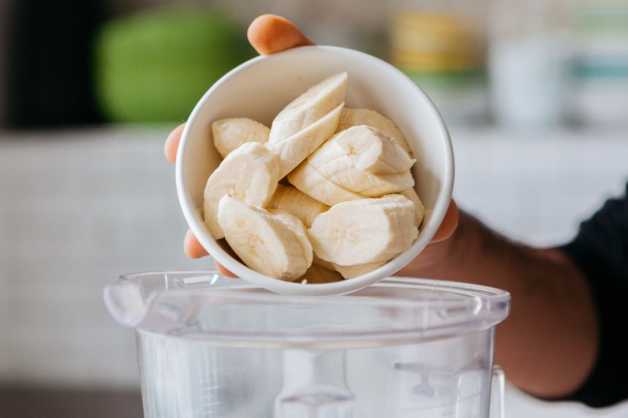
[163,14,459,278]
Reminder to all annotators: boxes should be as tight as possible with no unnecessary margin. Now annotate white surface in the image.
[1,127,628,417]
[451,127,628,246]
[489,37,569,128]
[0,128,208,387]
[177,45,453,295]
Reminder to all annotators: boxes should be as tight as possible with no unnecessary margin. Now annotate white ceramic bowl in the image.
[176,45,454,296]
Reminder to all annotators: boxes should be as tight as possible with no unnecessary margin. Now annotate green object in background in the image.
[96,8,253,123]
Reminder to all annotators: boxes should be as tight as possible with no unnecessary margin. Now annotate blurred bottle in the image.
[569,1,628,127]
[389,0,490,125]
[488,0,571,129]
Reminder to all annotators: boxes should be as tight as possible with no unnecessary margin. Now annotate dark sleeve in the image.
[560,182,628,407]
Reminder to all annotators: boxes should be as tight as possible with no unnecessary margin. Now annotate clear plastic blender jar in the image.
[105,271,510,418]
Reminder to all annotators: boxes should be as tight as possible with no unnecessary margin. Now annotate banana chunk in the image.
[212,118,270,158]
[300,263,343,284]
[288,161,363,206]
[401,188,426,227]
[305,126,415,196]
[269,72,348,143]
[217,196,312,280]
[338,108,412,155]
[334,261,386,279]
[268,184,329,227]
[309,195,418,266]
[316,125,414,174]
[268,104,343,178]
[203,143,279,239]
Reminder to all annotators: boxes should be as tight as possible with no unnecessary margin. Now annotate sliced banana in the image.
[338,108,412,155]
[320,125,414,174]
[212,118,270,158]
[268,184,329,227]
[268,104,343,178]
[288,160,363,206]
[217,196,312,280]
[305,126,415,196]
[308,195,418,266]
[270,209,315,271]
[401,188,426,227]
[269,72,348,143]
[203,74,425,284]
[333,261,386,279]
[300,263,343,284]
[203,143,279,239]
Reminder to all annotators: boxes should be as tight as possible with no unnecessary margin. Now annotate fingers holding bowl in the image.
[247,14,312,55]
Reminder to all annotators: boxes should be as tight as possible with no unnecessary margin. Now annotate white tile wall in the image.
[451,127,628,246]
[0,128,208,387]
[0,127,627,416]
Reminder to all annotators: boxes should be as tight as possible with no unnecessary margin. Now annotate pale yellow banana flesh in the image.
[401,188,426,227]
[268,104,343,178]
[203,143,279,239]
[269,72,348,143]
[327,168,415,197]
[268,184,329,227]
[342,126,416,174]
[217,196,312,280]
[269,209,315,271]
[288,161,363,206]
[212,118,270,158]
[338,108,412,155]
[308,195,418,266]
[304,126,415,196]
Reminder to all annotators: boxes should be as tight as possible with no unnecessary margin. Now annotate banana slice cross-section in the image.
[203,142,279,239]
[268,104,343,178]
[401,188,426,227]
[212,118,270,158]
[338,108,412,155]
[317,125,414,174]
[217,196,313,281]
[308,195,418,266]
[304,125,415,197]
[268,184,329,227]
[288,161,363,206]
[269,72,348,143]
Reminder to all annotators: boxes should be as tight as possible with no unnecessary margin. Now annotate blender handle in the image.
[490,365,505,418]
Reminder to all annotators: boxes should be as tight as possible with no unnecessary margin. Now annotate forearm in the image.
[403,211,598,398]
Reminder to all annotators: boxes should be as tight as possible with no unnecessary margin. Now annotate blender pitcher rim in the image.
[117,270,510,298]
[105,270,510,345]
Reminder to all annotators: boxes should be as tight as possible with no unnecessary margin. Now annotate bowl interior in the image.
[177,46,453,295]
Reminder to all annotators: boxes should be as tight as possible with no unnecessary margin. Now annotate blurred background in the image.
[1,0,627,417]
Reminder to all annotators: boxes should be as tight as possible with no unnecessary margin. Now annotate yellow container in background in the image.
[390,9,489,124]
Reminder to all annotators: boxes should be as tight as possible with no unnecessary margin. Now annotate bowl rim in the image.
[176,45,454,296]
